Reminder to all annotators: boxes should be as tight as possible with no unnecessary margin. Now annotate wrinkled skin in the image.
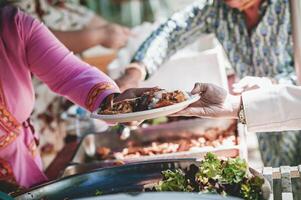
[172,83,241,119]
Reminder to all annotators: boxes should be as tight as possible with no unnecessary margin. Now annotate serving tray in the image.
[69,118,246,174]
[15,159,270,200]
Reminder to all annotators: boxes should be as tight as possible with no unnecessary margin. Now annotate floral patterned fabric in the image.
[9,0,94,31]
[132,0,299,167]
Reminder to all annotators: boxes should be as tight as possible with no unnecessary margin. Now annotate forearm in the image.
[86,15,108,28]
[25,16,120,111]
[51,29,103,53]
[131,1,217,78]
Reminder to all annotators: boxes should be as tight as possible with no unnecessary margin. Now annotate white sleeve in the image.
[242,85,301,132]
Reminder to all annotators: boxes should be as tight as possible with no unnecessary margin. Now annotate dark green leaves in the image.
[95,189,103,196]
[155,153,264,200]
[197,152,222,183]
[221,157,247,184]
[155,169,193,192]
[241,176,264,200]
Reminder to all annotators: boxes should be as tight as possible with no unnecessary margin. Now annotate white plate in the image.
[90,94,200,123]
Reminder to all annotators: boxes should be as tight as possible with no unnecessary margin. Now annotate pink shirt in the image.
[0,7,119,188]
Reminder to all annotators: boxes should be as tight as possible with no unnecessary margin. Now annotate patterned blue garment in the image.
[132,0,300,167]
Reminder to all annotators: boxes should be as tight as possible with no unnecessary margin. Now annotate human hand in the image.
[102,87,157,127]
[172,83,241,119]
[232,76,273,94]
[115,67,142,92]
[100,87,157,110]
[99,24,131,49]
[114,87,157,102]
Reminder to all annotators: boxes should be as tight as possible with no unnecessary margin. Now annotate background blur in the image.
[80,0,195,27]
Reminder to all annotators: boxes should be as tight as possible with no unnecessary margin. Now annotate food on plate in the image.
[96,147,111,159]
[99,89,189,115]
[96,126,237,161]
[154,153,264,200]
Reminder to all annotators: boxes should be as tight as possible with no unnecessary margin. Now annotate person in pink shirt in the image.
[0,5,147,188]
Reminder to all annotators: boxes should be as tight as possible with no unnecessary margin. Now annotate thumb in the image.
[114,87,159,102]
[191,83,207,95]
[131,87,159,96]
[170,107,200,117]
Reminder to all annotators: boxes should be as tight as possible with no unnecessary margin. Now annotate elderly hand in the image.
[99,24,132,49]
[232,76,273,94]
[172,83,241,119]
[115,67,142,92]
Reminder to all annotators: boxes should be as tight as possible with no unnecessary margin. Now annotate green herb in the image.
[95,189,103,196]
[221,157,247,184]
[155,169,193,192]
[241,176,264,200]
[155,153,265,200]
[196,152,222,184]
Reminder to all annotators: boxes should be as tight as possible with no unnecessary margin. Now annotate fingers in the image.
[232,76,257,93]
[191,83,202,94]
[191,82,207,94]
[102,24,130,49]
[111,37,128,49]
[191,82,227,103]
[114,87,158,102]
[114,74,141,92]
[118,83,138,93]
[170,107,201,117]
[123,27,133,36]
[232,76,252,88]
[232,76,273,93]
[129,87,159,97]
[114,25,131,38]
[121,121,143,127]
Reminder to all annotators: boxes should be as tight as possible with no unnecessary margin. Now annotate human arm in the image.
[19,11,154,112]
[232,76,274,94]
[10,0,130,52]
[174,83,301,132]
[52,23,131,53]
[21,12,120,111]
[115,0,218,89]
[51,28,104,54]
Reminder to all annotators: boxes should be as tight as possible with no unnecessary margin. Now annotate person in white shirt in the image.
[175,82,301,133]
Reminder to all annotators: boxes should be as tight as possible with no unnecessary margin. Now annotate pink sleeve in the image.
[18,12,120,111]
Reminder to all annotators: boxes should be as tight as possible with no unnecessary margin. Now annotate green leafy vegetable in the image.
[196,152,222,184]
[95,189,103,196]
[221,157,247,184]
[155,153,265,200]
[155,169,193,192]
[241,176,264,200]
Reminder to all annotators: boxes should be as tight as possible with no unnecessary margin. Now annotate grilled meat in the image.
[99,89,189,115]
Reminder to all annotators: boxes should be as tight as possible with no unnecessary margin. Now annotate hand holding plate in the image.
[172,83,241,119]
